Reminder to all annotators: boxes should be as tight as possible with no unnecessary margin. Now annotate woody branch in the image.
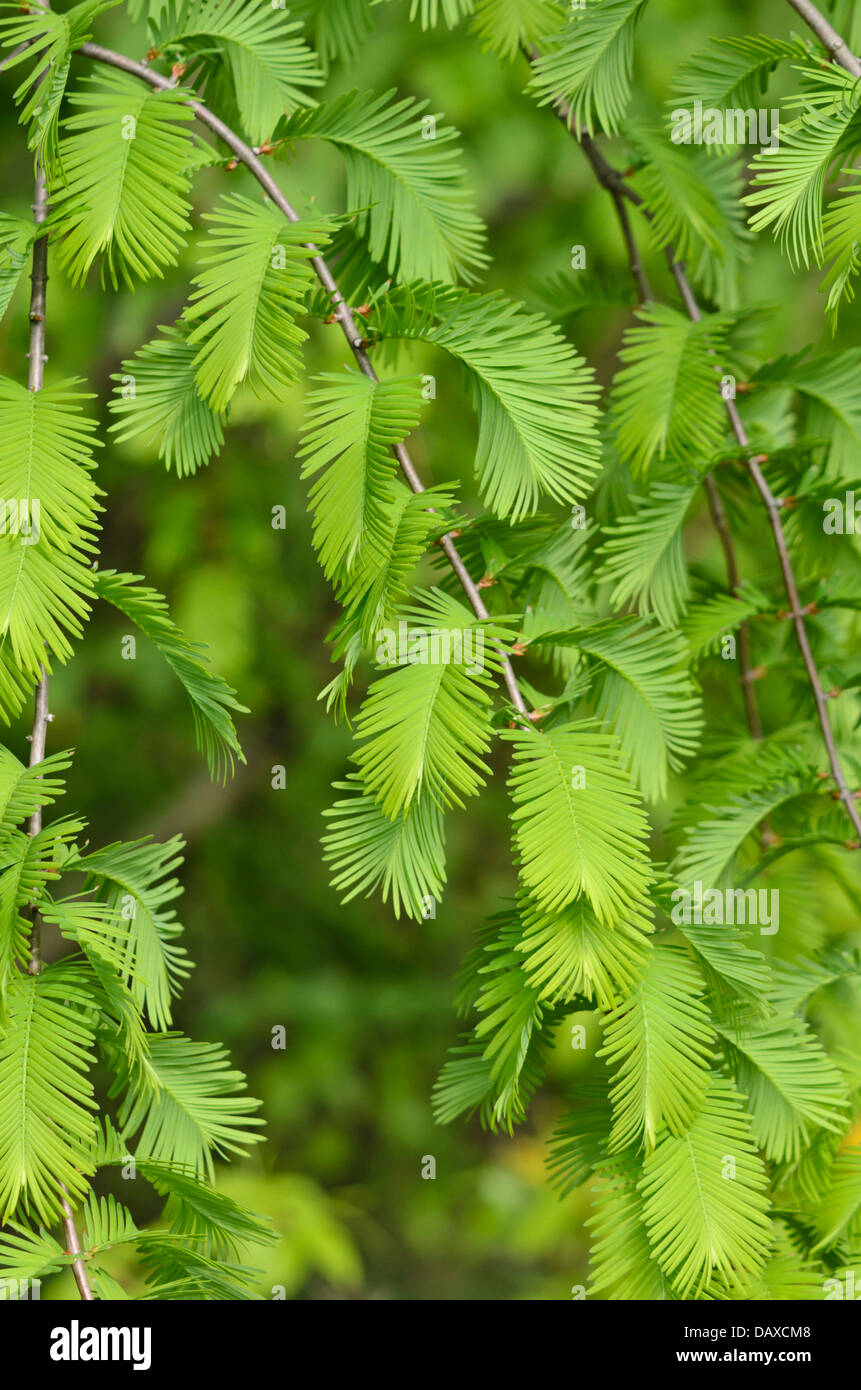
[532,61,861,839]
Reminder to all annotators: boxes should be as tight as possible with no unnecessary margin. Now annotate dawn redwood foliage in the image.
[0,0,859,1301]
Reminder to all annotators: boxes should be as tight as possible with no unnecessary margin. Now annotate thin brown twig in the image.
[25,96,51,977]
[670,263,861,837]
[702,476,763,740]
[609,182,656,304]
[544,85,861,836]
[25,668,49,976]
[24,14,52,978]
[77,42,530,717]
[535,69,765,742]
[608,182,653,302]
[772,0,861,838]
[0,38,33,75]
[22,11,95,1293]
[61,1188,95,1302]
[783,0,861,77]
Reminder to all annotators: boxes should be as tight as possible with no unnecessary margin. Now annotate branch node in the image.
[778,602,817,621]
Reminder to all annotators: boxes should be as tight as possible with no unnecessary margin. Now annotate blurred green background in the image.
[1,0,857,1300]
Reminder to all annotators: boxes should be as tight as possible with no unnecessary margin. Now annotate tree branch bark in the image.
[22,10,95,1293]
[783,0,861,76]
[61,1186,95,1301]
[24,14,53,979]
[539,70,861,836]
[538,72,764,742]
[25,119,52,956]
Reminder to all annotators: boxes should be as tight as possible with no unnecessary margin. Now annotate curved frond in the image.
[0,745,71,836]
[528,0,649,136]
[670,35,809,120]
[588,1153,674,1299]
[372,282,601,519]
[134,1234,263,1300]
[93,569,246,782]
[599,481,697,626]
[610,304,729,474]
[0,1220,67,1288]
[353,590,504,816]
[344,481,455,647]
[0,378,100,703]
[116,1033,264,1178]
[745,65,861,269]
[518,890,651,1009]
[532,617,703,799]
[0,215,35,324]
[471,0,562,62]
[433,908,563,1133]
[815,1147,861,1249]
[0,962,97,1224]
[503,721,652,923]
[752,349,861,451]
[821,172,861,322]
[322,776,446,922]
[81,1191,139,1254]
[152,0,323,144]
[0,819,88,1006]
[680,588,765,665]
[546,1083,611,1196]
[639,1077,772,1297]
[185,196,332,411]
[50,70,196,288]
[72,836,189,1032]
[108,323,228,477]
[299,369,422,585]
[292,0,374,68]
[718,1015,849,1163]
[679,918,771,1018]
[471,909,554,1129]
[673,767,821,888]
[628,125,740,270]
[280,90,488,283]
[0,0,119,176]
[599,943,713,1151]
[133,1159,275,1260]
